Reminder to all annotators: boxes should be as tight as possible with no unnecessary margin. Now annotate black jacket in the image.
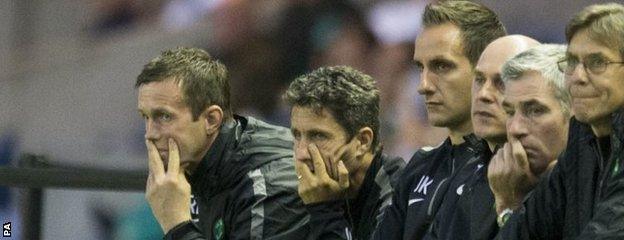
[497,108,624,240]
[423,142,496,240]
[165,115,309,240]
[372,134,488,240]
[305,152,405,240]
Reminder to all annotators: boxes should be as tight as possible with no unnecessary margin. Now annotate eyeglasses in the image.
[557,57,624,75]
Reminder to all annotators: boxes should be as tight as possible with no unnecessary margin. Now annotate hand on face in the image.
[487,139,551,214]
[296,143,350,204]
[145,138,192,233]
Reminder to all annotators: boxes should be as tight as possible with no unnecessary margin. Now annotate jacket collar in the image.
[189,116,250,196]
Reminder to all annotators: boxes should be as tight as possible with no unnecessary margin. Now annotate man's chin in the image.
[528,159,549,177]
[475,129,505,143]
[159,159,192,172]
[427,116,448,127]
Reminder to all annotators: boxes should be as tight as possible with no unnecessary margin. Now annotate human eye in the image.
[474,74,485,85]
[525,104,547,118]
[414,62,424,73]
[566,56,580,69]
[431,60,455,74]
[310,131,328,141]
[156,112,172,122]
[586,55,607,71]
[503,105,515,117]
[493,75,505,91]
[291,130,301,141]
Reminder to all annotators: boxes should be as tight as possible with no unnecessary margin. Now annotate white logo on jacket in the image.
[408,175,434,206]
[414,175,433,194]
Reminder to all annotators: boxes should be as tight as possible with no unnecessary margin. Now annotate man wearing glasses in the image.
[491,3,624,239]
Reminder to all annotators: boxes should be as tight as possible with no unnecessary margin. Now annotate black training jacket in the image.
[164,115,309,240]
[497,108,624,240]
[423,142,496,240]
[305,152,405,240]
[372,134,488,240]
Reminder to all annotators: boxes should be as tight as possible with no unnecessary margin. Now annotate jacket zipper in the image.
[595,137,613,199]
[425,153,483,216]
[427,178,449,216]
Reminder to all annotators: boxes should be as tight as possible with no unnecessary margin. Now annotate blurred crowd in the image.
[90,0,448,161]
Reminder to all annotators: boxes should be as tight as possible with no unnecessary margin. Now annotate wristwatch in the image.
[497,208,514,227]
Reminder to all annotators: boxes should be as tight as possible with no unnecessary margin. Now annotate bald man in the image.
[423,35,539,240]
[472,35,540,150]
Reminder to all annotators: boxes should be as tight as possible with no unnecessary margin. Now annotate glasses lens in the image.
[587,59,607,74]
[565,59,581,75]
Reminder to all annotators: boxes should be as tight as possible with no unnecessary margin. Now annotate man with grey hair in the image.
[488,44,571,229]
[422,35,540,240]
[493,3,624,239]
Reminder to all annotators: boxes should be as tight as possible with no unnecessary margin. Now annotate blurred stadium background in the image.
[0,0,614,239]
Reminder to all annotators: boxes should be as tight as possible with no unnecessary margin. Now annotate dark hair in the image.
[565,3,624,59]
[135,47,232,121]
[284,66,381,151]
[422,0,507,66]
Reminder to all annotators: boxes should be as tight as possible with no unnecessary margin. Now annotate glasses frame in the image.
[557,57,624,75]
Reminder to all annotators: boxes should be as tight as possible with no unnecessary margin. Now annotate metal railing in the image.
[0,154,148,240]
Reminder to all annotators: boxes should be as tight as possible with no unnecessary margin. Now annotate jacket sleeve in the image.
[163,221,206,240]
[496,158,567,240]
[305,201,352,240]
[370,170,409,240]
[575,168,624,240]
[229,162,310,240]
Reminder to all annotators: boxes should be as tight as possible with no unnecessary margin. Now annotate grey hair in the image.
[566,3,624,60]
[502,44,571,117]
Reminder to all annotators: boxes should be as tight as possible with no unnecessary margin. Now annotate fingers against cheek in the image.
[295,156,314,180]
[167,138,180,176]
[321,150,336,180]
[146,174,153,191]
[337,161,349,189]
[146,140,165,177]
[308,144,328,177]
[334,143,350,160]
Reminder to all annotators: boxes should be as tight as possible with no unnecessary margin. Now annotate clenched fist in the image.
[487,139,540,214]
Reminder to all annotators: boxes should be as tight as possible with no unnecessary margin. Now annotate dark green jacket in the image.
[305,152,405,240]
[498,108,624,240]
[165,115,309,240]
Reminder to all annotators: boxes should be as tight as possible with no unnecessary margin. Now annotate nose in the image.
[567,63,589,86]
[475,80,497,104]
[507,113,528,140]
[417,68,435,96]
[294,139,311,163]
[144,119,160,142]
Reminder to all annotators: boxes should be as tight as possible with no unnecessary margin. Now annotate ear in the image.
[354,127,374,157]
[201,105,224,135]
